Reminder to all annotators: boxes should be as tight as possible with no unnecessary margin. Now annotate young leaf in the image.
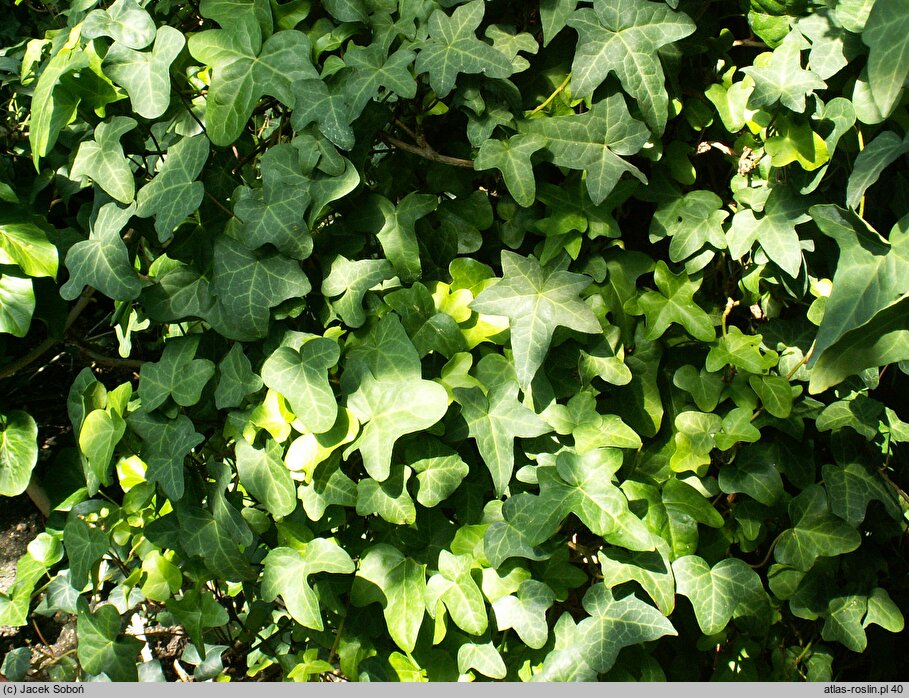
[672,555,763,636]
[261,339,340,434]
[235,439,297,518]
[474,134,547,208]
[629,260,715,342]
[104,26,185,120]
[82,0,156,49]
[742,32,826,113]
[70,117,138,205]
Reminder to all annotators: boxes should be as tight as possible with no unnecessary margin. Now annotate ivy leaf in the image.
[650,191,728,265]
[76,601,141,682]
[542,584,676,676]
[540,0,578,46]
[518,93,649,204]
[322,255,395,329]
[718,448,784,506]
[808,206,909,376]
[373,193,438,283]
[188,21,318,145]
[491,579,555,649]
[425,550,487,635]
[175,506,255,581]
[29,46,90,166]
[706,327,778,373]
[235,439,297,518]
[405,438,469,508]
[341,44,417,114]
[731,187,811,278]
[764,114,830,171]
[749,374,793,418]
[567,0,695,133]
[0,207,59,278]
[0,274,34,337]
[64,517,108,589]
[474,134,547,208]
[135,135,209,241]
[629,260,715,342]
[457,641,507,679]
[211,236,311,341]
[455,382,549,496]
[139,335,216,412]
[597,542,675,615]
[298,453,358,520]
[386,283,467,359]
[262,339,339,434]
[353,544,426,653]
[79,409,125,490]
[104,26,184,120]
[261,540,355,630]
[215,343,263,409]
[291,79,355,150]
[774,485,861,571]
[166,588,229,660]
[862,0,909,118]
[82,0,156,50]
[742,32,826,113]
[356,464,417,525]
[0,410,38,497]
[846,131,909,211]
[70,117,137,204]
[127,411,204,500]
[414,0,514,97]
[672,556,763,636]
[670,411,722,474]
[344,316,449,481]
[822,462,899,526]
[60,202,142,302]
[470,251,600,389]
[673,365,724,412]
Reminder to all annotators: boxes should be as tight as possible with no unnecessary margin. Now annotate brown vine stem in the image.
[748,530,785,569]
[721,297,739,337]
[379,132,475,169]
[66,335,145,370]
[528,73,572,116]
[0,288,95,380]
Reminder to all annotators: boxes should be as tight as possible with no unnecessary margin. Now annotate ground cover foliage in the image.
[1,0,908,682]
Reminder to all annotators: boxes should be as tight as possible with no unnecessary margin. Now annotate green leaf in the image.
[630,260,715,342]
[597,542,675,615]
[671,411,722,473]
[718,449,784,505]
[823,462,899,526]
[808,206,909,379]
[140,550,182,602]
[29,45,90,165]
[261,540,355,630]
[60,202,142,302]
[135,135,209,241]
[0,208,59,278]
[650,191,728,265]
[518,93,649,204]
[774,486,861,571]
[341,44,417,113]
[76,601,141,682]
[344,317,449,481]
[235,438,297,517]
[211,236,311,340]
[474,134,547,207]
[706,327,778,373]
[542,584,676,676]
[714,406,761,451]
[862,0,909,118]
[188,22,318,145]
[321,255,395,329]
[822,595,868,652]
[83,0,155,49]
[373,193,437,283]
[70,117,137,204]
[742,32,826,112]
[764,115,830,171]
[492,579,556,649]
[455,381,548,496]
[816,395,882,440]
[567,0,695,133]
[175,506,255,580]
[414,0,514,97]
[729,187,811,278]
[104,26,184,120]
[353,544,426,653]
[139,335,216,412]
[298,454,357,520]
[672,555,763,635]
[386,283,467,359]
[426,550,487,635]
[470,251,600,389]
[215,343,263,409]
[0,410,38,497]
[864,588,905,633]
[79,408,125,489]
[290,79,355,150]
[457,640,506,679]
[127,411,204,500]
[0,273,34,337]
[405,438,469,508]
[64,517,108,588]
[846,131,909,210]
[166,588,230,659]
[356,464,416,525]
[673,365,724,412]
[262,339,339,434]
[749,374,793,418]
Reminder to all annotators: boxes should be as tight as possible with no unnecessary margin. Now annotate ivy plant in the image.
[1,0,908,683]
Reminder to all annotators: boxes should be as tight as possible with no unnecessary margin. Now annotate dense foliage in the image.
[1,0,908,682]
